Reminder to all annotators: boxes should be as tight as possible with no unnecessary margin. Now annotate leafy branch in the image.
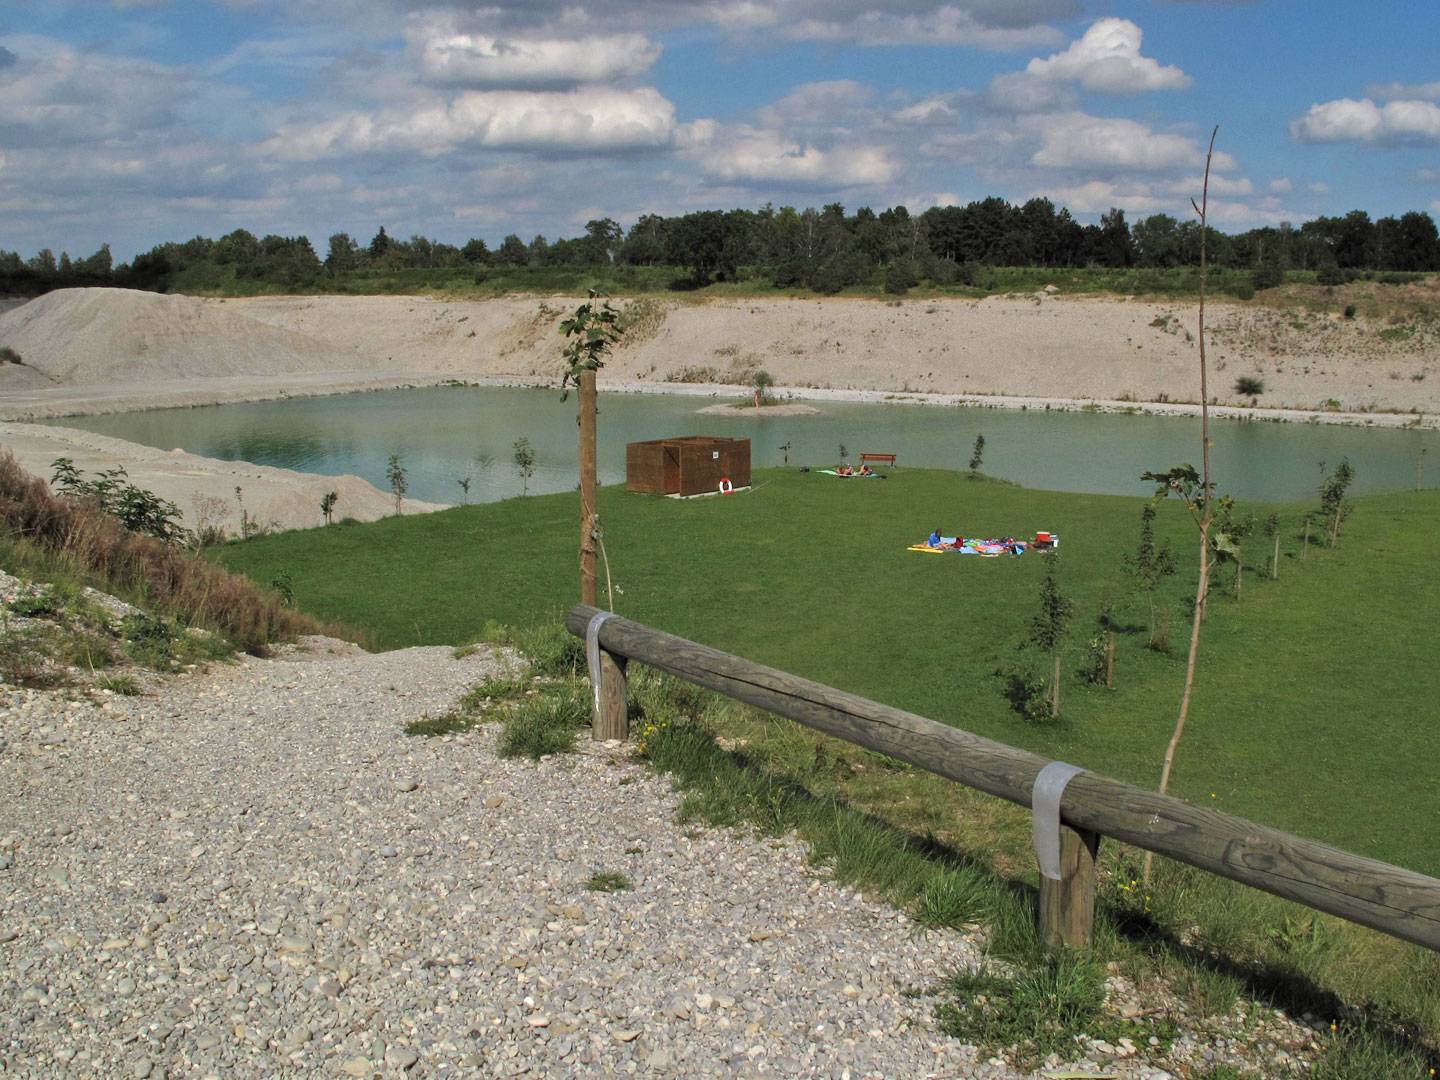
[559,289,623,400]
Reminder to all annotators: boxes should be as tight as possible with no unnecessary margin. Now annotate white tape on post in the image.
[585,611,615,716]
[1032,761,1086,881]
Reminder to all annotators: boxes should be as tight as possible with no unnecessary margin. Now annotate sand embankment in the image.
[1,286,1437,532]
[228,291,1440,416]
[2,287,1437,420]
[0,422,445,535]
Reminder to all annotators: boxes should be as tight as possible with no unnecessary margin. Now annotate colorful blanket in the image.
[908,537,1032,556]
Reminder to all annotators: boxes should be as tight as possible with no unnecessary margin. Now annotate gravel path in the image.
[0,640,1027,1078]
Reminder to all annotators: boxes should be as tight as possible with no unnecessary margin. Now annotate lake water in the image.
[51,386,1435,505]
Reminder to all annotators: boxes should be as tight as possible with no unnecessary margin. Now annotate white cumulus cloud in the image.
[1175,174,1251,196]
[1290,97,1440,145]
[892,95,961,124]
[0,37,194,146]
[414,27,661,88]
[779,6,1065,49]
[683,123,895,187]
[1045,179,1171,214]
[260,87,678,160]
[1029,114,1234,173]
[755,80,874,128]
[989,18,1189,111]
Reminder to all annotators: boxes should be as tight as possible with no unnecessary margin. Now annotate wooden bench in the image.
[859,452,896,467]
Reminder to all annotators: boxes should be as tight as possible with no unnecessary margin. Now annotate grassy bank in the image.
[216,467,1440,872]
[1,451,326,654]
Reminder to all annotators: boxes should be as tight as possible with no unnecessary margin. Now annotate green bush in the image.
[49,458,190,545]
[884,259,919,295]
[1235,376,1265,397]
[1251,265,1284,290]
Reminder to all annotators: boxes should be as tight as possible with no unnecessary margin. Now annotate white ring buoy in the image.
[718,478,734,495]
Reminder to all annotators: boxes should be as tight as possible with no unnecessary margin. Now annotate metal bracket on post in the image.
[1032,761,1085,880]
[585,611,615,715]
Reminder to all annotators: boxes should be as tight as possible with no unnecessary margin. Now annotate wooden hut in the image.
[626,436,751,497]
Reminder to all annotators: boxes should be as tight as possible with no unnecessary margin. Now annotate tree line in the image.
[4,199,1438,298]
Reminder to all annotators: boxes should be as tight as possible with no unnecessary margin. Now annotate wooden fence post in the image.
[564,605,1440,952]
[1039,825,1100,950]
[593,649,628,741]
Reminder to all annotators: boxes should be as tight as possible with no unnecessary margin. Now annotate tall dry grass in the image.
[0,451,326,653]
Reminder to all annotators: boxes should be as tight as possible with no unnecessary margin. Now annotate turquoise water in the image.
[51,386,1434,505]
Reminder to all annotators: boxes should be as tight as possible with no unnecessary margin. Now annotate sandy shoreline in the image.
[4,370,1432,430]
[1,288,1436,533]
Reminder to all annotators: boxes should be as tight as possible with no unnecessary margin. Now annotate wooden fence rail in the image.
[566,604,1440,953]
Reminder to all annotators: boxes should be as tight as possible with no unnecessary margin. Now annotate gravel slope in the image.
[0,640,1015,1079]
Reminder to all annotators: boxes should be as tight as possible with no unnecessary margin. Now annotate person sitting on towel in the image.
[857,464,874,477]
[928,528,943,547]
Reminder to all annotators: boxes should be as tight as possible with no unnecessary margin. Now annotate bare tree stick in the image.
[1146,124,1218,887]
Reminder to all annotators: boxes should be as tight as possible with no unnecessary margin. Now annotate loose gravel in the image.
[0,634,1311,1078]
[0,639,1008,1078]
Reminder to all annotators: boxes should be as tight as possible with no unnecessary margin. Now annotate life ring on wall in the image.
[718,477,734,495]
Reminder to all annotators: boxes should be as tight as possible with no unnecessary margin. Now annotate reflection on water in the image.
[51,386,1435,505]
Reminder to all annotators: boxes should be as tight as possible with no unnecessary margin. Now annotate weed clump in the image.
[496,681,588,760]
[934,953,1109,1066]
[584,871,630,893]
[0,451,324,653]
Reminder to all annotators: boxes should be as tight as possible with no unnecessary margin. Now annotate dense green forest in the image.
[4,198,1438,300]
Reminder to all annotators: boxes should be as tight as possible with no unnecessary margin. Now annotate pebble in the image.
[386,1045,419,1069]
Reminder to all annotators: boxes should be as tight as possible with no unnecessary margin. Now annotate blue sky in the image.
[2,0,1438,262]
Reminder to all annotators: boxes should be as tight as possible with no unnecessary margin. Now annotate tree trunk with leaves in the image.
[560,291,624,610]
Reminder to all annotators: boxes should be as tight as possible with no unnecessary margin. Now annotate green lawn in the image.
[217,468,1440,877]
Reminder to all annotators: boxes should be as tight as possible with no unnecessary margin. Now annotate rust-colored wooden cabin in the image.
[625,436,751,496]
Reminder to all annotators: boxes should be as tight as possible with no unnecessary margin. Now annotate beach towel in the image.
[908,537,1030,556]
